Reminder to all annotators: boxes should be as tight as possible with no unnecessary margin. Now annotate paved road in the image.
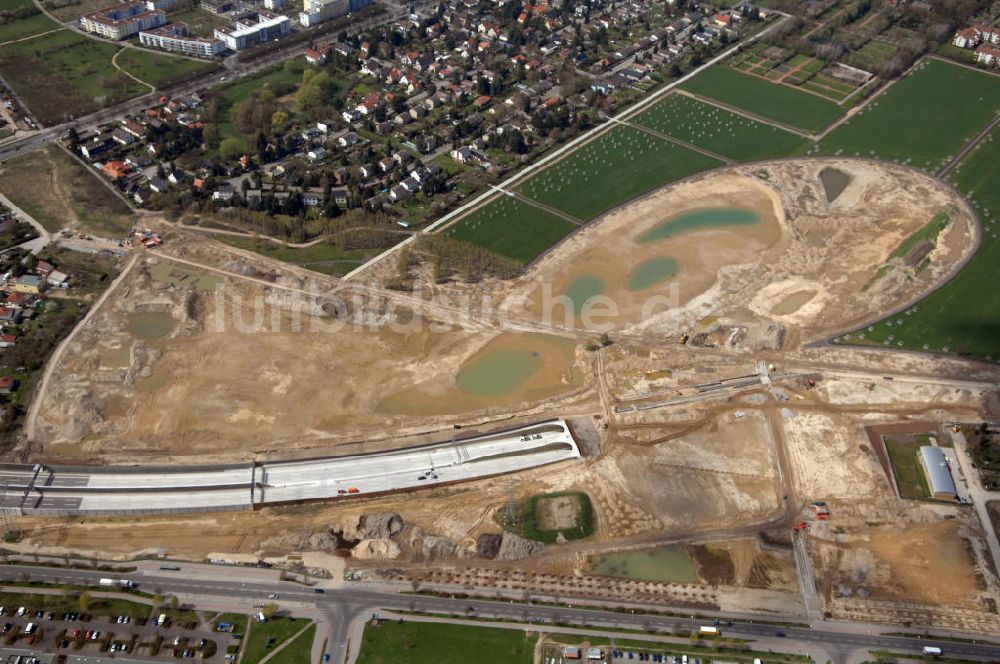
[1,420,580,515]
[0,192,51,255]
[949,429,1000,574]
[2,563,1000,664]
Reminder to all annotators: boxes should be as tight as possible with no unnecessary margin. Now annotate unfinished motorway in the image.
[0,420,581,516]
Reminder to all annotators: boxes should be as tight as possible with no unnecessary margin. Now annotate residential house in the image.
[46,270,70,288]
[212,183,235,202]
[0,307,23,323]
[977,45,1000,66]
[102,161,130,180]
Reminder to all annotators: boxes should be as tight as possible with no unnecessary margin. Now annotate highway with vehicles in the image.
[1,561,999,664]
[0,420,581,516]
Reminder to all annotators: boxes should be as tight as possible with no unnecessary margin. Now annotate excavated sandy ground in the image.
[31,257,589,461]
[503,159,975,346]
[14,158,1000,620]
[812,517,985,609]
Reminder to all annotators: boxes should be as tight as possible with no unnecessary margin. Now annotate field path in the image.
[674,89,812,138]
[491,186,586,226]
[0,26,64,47]
[24,251,140,443]
[0,192,51,254]
[937,111,1000,179]
[112,48,155,92]
[607,115,734,165]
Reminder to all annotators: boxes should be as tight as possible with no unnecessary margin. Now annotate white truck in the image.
[922,647,943,656]
[699,626,720,636]
[98,578,137,589]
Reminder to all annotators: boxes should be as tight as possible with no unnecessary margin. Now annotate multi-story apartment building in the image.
[79,0,166,39]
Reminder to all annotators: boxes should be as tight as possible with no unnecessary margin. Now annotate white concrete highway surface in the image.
[0,419,580,515]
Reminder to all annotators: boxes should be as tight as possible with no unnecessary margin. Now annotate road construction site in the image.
[0,420,579,515]
[9,156,1000,634]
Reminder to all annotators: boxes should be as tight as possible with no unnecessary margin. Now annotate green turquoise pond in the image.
[638,207,760,244]
[457,349,543,397]
[562,274,606,314]
[588,546,699,583]
[628,257,679,291]
[126,311,174,340]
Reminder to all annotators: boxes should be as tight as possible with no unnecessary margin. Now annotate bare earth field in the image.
[31,255,589,462]
[14,157,1000,628]
[0,145,136,236]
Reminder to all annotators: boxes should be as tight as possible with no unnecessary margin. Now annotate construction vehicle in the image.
[678,333,689,345]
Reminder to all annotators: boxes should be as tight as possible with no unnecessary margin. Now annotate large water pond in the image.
[638,208,760,244]
[588,546,699,583]
[457,349,543,397]
[628,257,679,291]
[126,311,174,340]
[561,274,606,314]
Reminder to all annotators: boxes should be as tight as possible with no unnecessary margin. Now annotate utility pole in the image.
[0,482,15,541]
[504,479,518,528]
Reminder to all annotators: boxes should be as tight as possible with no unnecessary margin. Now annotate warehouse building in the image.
[919,445,958,501]
[140,23,226,56]
[80,0,166,39]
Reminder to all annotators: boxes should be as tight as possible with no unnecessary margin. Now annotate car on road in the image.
[314,588,325,593]
[268,593,279,599]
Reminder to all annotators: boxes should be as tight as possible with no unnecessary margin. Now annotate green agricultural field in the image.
[680,65,844,133]
[884,438,931,500]
[518,125,721,221]
[634,94,811,162]
[817,59,1000,172]
[115,49,217,88]
[0,11,59,43]
[356,620,535,664]
[0,30,146,124]
[443,197,577,263]
[838,127,1000,360]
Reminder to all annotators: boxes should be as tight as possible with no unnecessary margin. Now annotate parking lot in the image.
[0,605,237,663]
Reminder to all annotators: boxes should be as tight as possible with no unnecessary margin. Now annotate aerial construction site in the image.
[11,157,1000,634]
